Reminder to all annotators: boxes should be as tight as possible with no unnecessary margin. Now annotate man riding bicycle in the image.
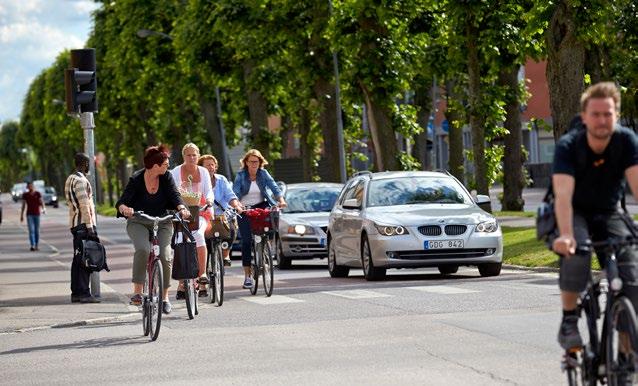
[552,82,638,351]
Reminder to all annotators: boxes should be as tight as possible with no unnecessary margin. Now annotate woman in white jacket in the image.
[171,143,214,299]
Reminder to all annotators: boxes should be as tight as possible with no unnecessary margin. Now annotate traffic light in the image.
[64,48,98,114]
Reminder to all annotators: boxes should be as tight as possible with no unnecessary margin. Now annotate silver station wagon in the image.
[275,182,344,269]
[327,171,503,281]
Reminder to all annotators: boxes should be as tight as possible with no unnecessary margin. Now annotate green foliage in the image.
[397,152,421,171]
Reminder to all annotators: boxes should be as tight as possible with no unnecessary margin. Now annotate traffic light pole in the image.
[80,112,100,297]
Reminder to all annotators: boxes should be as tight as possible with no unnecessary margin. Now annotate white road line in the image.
[240,295,305,305]
[321,289,391,299]
[407,285,479,294]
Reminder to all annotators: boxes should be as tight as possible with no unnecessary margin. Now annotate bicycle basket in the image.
[245,208,274,234]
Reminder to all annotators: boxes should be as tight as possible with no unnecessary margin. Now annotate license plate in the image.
[424,240,464,249]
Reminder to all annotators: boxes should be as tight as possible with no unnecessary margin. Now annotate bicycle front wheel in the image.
[213,242,224,306]
[185,279,196,319]
[149,259,164,341]
[605,296,638,386]
[250,243,259,296]
[262,240,274,297]
[142,271,150,337]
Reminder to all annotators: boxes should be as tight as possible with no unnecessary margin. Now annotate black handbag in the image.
[81,239,109,272]
[171,222,198,280]
[536,184,556,243]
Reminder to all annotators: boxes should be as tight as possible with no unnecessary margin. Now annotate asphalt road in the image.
[0,194,567,385]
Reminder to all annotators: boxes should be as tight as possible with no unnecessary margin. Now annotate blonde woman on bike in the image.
[170,143,214,299]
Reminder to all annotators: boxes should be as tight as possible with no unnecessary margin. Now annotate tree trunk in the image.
[243,61,270,160]
[413,77,433,170]
[446,80,464,182]
[314,78,342,182]
[499,65,525,211]
[466,19,489,198]
[200,96,227,170]
[546,0,585,140]
[298,108,313,181]
[361,84,399,171]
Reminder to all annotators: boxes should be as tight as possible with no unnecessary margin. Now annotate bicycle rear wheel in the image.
[262,240,274,297]
[207,248,215,304]
[185,279,196,319]
[606,296,638,386]
[250,243,259,296]
[213,242,224,306]
[148,259,163,341]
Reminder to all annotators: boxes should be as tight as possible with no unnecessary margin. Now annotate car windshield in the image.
[283,187,342,213]
[45,187,55,194]
[367,177,472,207]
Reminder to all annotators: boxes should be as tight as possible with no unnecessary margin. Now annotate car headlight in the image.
[51,196,57,201]
[374,223,409,236]
[476,219,498,232]
[287,224,315,235]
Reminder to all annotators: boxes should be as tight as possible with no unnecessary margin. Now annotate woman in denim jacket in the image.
[233,149,287,289]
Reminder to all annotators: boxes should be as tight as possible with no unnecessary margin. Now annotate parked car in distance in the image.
[41,186,59,208]
[327,171,503,281]
[275,182,344,269]
[11,182,26,202]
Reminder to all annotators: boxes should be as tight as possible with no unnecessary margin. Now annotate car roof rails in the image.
[351,170,373,179]
[433,169,452,176]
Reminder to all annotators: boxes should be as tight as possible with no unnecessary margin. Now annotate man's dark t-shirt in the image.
[22,190,42,215]
[553,126,638,213]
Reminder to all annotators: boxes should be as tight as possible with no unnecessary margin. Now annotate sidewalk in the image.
[0,216,136,334]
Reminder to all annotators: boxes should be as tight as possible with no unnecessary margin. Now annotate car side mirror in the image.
[475,195,491,205]
[342,198,361,209]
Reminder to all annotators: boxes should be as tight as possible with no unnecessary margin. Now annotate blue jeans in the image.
[27,214,40,247]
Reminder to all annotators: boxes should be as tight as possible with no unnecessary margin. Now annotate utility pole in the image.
[65,48,100,297]
[328,0,347,183]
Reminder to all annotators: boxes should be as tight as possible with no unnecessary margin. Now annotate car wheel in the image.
[53,203,59,208]
[276,236,291,269]
[328,237,349,278]
[478,262,502,277]
[361,236,386,281]
[438,265,458,275]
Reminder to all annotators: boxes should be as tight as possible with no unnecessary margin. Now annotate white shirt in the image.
[241,181,263,206]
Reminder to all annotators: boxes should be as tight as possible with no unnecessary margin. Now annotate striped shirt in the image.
[64,172,96,229]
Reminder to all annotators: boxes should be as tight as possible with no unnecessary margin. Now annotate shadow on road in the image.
[1,335,148,355]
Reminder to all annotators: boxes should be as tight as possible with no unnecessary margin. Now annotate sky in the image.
[0,0,99,122]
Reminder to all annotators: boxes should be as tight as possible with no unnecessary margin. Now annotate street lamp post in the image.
[328,0,347,183]
[136,28,231,177]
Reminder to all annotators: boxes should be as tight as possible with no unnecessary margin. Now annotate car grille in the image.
[444,225,467,235]
[288,243,328,255]
[418,225,442,236]
[390,249,490,260]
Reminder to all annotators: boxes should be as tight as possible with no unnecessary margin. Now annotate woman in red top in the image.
[20,182,46,251]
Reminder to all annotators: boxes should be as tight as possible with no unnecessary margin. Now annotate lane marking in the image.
[240,295,305,305]
[407,285,479,294]
[321,289,391,299]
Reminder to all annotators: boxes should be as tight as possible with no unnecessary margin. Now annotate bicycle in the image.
[205,205,238,306]
[562,236,638,386]
[177,206,207,320]
[132,211,182,341]
[243,206,280,297]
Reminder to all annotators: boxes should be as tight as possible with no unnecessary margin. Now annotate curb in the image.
[0,312,140,335]
[503,264,559,273]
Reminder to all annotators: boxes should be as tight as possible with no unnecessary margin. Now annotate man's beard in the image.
[588,126,613,140]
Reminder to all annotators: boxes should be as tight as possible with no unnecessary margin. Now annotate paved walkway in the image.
[0,205,136,334]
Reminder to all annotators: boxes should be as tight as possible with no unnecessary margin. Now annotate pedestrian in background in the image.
[20,181,45,251]
[65,153,100,303]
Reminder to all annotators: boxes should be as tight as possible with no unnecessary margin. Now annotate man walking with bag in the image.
[65,153,100,303]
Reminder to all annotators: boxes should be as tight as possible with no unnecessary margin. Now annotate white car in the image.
[275,182,343,269]
[327,171,503,281]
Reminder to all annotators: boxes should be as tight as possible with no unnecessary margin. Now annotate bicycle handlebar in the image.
[132,211,180,223]
[576,236,638,254]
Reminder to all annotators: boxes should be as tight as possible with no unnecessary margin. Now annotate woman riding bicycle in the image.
[170,143,214,299]
[198,154,243,270]
[116,145,191,314]
[233,149,286,289]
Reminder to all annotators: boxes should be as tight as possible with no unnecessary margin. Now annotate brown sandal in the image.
[197,276,209,285]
